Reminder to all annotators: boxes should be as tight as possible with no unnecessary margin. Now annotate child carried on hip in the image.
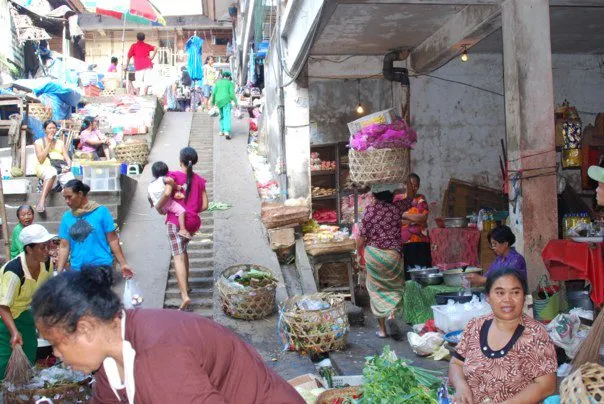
[148,161,192,239]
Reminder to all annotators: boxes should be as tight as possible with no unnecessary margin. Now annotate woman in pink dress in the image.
[78,116,111,159]
[155,147,208,311]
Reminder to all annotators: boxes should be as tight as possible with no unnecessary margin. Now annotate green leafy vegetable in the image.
[360,346,442,403]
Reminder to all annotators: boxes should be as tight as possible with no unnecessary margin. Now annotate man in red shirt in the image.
[126,32,157,95]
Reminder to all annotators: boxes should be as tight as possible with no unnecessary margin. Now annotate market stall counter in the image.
[542,239,604,307]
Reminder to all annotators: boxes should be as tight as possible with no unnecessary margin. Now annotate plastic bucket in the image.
[566,290,594,311]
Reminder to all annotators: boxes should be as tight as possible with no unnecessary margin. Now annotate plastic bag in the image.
[546,313,587,359]
[208,106,219,117]
[123,278,144,309]
[407,331,444,356]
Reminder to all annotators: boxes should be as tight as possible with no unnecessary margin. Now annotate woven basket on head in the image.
[316,386,361,404]
[114,142,150,165]
[349,148,410,187]
[217,264,277,320]
[28,103,52,122]
[280,293,349,355]
[560,362,604,403]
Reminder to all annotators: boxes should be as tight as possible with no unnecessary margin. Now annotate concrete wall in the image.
[308,53,604,215]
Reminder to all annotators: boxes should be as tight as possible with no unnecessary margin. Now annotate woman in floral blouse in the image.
[356,184,411,340]
[450,268,557,403]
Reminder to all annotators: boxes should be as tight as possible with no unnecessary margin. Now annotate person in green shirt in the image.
[211,71,238,139]
[10,205,35,259]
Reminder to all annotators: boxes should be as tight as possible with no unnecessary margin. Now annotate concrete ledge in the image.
[295,238,317,294]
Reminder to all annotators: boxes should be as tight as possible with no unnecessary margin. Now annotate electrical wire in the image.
[417,73,504,97]
[308,55,356,63]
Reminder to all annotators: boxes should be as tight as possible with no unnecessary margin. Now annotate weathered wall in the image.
[308,53,604,215]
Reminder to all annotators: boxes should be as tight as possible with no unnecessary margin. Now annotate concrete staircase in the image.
[4,177,125,235]
[163,113,215,318]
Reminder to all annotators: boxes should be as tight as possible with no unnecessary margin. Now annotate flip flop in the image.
[375,330,388,338]
[386,318,403,341]
[178,305,193,312]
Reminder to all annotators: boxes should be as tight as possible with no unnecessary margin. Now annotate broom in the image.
[4,345,33,386]
[571,308,604,370]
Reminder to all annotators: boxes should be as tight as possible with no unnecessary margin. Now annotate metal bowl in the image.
[442,267,482,287]
[444,217,468,228]
[408,267,439,281]
[415,273,444,286]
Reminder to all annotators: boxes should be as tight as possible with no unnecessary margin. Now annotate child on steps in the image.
[148,161,192,239]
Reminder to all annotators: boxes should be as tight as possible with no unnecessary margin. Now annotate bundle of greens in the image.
[233,268,277,287]
[360,346,443,403]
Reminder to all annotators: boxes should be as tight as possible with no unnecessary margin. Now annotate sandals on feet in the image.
[375,330,388,338]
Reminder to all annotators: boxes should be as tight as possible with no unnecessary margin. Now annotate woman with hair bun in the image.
[56,180,134,278]
[31,266,304,403]
[155,147,208,310]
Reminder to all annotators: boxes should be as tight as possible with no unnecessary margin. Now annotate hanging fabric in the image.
[185,35,204,81]
[247,47,256,86]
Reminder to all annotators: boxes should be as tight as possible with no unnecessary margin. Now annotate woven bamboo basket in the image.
[304,239,356,257]
[560,362,604,403]
[316,386,361,404]
[28,103,52,122]
[349,148,410,186]
[280,293,349,355]
[114,142,150,165]
[4,378,92,403]
[217,264,277,320]
[261,205,310,229]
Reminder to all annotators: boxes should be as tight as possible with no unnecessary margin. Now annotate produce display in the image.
[359,346,443,403]
[227,267,277,288]
[340,193,374,223]
[310,152,336,171]
[312,187,337,198]
[303,225,350,244]
[313,209,338,224]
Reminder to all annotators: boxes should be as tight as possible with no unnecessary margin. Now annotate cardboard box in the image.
[287,374,325,390]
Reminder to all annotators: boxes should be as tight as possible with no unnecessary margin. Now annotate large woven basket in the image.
[280,293,349,355]
[560,362,604,403]
[217,264,277,320]
[316,386,361,404]
[349,148,410,186]
[4,378,92,403]
[28,103,52,122]
[114,142,150,165]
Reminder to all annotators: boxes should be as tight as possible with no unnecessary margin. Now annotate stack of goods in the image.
[3,363,91,403]
[312,187,337,198]
[556,100,583,168]
[261,201,310,229]
[303,225,355,256]
[312,209,338,224]
[280,293,349,355]
[348,114,417,186]
[310,153,336,172]
[217,264,278,320]
[340,192,375,224]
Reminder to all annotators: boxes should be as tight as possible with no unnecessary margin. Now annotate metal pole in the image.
[121,17,127,88]
[62,20,67,82]
[0,176,10,261]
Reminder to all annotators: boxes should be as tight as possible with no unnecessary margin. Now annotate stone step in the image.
[164,287,213,300]
[163,297,213,310]
[187,239,213,248]
[186,249,213,259]
[169,258,213,269]
[167,276,214,289]
[168,269,214,280]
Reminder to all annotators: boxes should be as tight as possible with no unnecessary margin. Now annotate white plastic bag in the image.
[208,106,219,117]
[407,331,444,356]
[546,313,586,359]
[123,278,144,309]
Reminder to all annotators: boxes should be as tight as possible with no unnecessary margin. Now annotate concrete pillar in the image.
[283,69,311,200]
[502,0,557,289]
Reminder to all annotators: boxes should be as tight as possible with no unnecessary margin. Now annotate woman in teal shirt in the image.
[10,205,35,259]
[211,71,238,139]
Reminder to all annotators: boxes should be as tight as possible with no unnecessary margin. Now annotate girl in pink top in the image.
[156,147,208,311]
[78,116,111,159]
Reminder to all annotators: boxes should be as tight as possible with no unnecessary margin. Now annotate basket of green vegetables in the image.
[218,264,278,320]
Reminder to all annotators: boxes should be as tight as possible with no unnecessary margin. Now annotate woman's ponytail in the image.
[185,160,193,202]
[179,147,198,202]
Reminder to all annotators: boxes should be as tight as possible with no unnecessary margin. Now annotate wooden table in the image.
[308,252,356,306]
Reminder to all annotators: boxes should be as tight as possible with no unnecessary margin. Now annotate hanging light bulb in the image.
[460,48,469,62]
[355,79,364,115]
[355,102,365,114]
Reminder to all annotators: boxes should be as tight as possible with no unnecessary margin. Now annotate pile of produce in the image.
[310,152,337,171]
[312,209,338,224]
[227,268,277,288]
[349,119,417,151]
[303,225,349,244]
[359,346,443,403]
[312,187,337,197]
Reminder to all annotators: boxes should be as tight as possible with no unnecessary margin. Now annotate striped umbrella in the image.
[85,0,166,26]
